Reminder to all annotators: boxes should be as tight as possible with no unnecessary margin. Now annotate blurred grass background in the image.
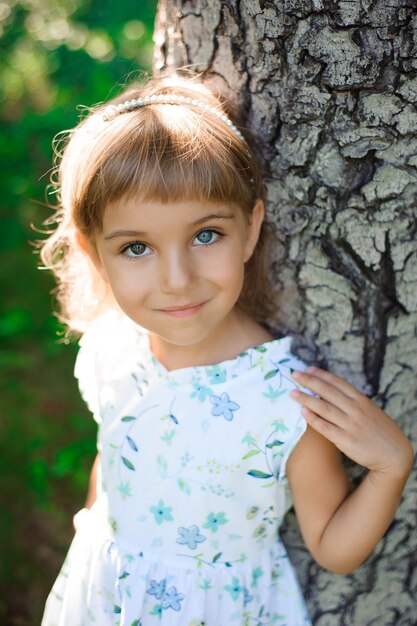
[0,2,156,624]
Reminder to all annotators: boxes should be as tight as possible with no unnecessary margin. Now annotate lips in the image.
[156,301,207,318]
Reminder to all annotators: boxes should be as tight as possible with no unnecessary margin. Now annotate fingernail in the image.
[306,366,316,373]
[290,389,300,398]
[292,371,302,379]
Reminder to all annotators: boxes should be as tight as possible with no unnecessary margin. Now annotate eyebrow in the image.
[103,212,236,240]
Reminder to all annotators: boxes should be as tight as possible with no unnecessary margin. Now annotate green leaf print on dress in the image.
[160,428,176,445]
[263,357,301,395]
[116,405,157,480]
[43,314,311,626]
[121,456,136,471]
[157,454,168,478]
[242,428,286,482]
[247,470,273,479]
[126,435,139,451]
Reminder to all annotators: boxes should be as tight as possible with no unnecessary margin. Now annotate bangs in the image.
[68,99,260,235]
[43,74,272,334]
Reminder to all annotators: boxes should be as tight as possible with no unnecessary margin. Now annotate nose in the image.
[159,248,195,294]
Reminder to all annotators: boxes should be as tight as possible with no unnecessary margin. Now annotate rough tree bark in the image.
[152,1,417,624]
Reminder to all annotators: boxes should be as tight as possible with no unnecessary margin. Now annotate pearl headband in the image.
[102,94,246,143]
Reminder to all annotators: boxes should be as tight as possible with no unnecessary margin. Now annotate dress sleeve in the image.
[273,348,310,485]
[74,326,101,424]
[277,402,307,484]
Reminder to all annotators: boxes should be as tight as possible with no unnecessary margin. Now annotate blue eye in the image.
[194,230,219,245]
[122,242,150,258]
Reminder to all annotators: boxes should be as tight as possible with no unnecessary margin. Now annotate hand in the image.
[290,367,414,477]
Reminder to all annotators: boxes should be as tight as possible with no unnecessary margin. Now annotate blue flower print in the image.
[176,525,207,549]
[117,481,132,499]
[251,566,264,587]
[146,578,166,600]
[149,604,163,617]
[243,586,253,606]
[224,576,243,600]
[190,375,213,401]
[203,512,228,533]
[181,451,193,467]
[161,586,185,611]
[149,500,173,525]
[210,392,240,421]
[147,579,185,612]
[207,365,227,384]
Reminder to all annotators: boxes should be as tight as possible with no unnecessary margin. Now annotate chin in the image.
[153,328,212,347]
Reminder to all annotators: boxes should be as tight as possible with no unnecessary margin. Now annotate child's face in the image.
[85,196,264,350]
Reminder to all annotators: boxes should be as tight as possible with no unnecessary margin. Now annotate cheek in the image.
[203,245,245,291]
[103,263,149,299]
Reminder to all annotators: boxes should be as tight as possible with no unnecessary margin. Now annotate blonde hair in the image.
[40,74,272,334]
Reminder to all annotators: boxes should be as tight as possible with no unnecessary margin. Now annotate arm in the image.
[73,453,100,530]
[286,367,414,575]
[84,453,100,509]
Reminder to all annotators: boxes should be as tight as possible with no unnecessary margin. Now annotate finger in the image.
[306,366,361,400]
[301,406,364,462]
[292,370,355,414]
[300,406,342,443]
[291,389,347,427]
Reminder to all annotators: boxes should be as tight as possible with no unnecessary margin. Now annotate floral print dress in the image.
[42,311,311,626]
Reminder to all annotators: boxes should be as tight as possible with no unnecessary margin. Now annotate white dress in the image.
[42,311,311,626]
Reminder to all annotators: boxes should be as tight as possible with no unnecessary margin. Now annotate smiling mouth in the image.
[157,301,207,318]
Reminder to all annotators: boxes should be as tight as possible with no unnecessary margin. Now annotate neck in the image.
[149,309,272,371]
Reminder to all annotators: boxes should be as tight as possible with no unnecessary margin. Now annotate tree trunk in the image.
[153,1,417,624]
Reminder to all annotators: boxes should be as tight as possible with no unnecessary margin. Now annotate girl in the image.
[40,74,413,626]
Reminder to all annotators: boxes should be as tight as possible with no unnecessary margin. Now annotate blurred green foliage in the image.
[0,1,156,624]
